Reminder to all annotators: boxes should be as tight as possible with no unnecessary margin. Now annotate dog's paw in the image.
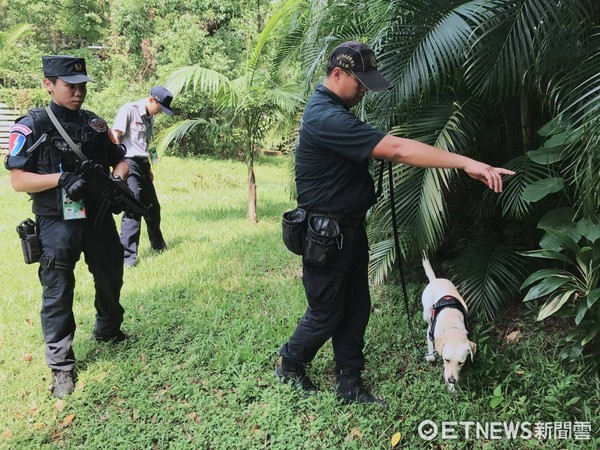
[425,353,436,362]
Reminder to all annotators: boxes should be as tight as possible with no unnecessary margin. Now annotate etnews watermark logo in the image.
[418,420,592,441]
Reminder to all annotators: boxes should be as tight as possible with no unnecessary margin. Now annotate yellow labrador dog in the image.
[422,258,476,392]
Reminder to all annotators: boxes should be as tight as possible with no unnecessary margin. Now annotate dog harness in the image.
[428,295,471,342]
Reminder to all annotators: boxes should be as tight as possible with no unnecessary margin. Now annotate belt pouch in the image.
[282,207,307,255]
[303,215,342,266]
[17,218,42,264]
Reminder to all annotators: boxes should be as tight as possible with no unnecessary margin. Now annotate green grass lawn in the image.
[0,155,598,449]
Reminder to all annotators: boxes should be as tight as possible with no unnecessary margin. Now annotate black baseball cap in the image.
[42,55,93,83]
[150,86,175,115]
[329,41,392,92]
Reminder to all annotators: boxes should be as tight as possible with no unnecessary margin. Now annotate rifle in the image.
[76,160,151,229]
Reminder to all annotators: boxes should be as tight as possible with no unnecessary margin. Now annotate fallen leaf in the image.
[23,354,33,362]
[51,431,64,440]
[32,423,45,430]
[2,429,13,439]
[60,414,76,427]
[345,428,362,442]
[391,431,402,447]
[189,412,201,423]
[132,409,140,420]
[25,319,32,325]
[515,370,525,376]
[54,400,65,412]
[505,331,521,343]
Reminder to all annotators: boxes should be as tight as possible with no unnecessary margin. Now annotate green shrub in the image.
[521,208,600,374]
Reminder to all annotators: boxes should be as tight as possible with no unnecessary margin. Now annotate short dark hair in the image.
[45,76,58,85]
[326,64,351,77]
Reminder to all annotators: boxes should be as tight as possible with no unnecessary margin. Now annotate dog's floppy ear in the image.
[469,340,477,361]
[435,338,444,355]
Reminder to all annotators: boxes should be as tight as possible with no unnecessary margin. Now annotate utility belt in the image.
[126,156,150,164]
[308,211,365,228]
[281,207,364,266]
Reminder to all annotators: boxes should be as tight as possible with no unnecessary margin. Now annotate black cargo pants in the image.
[37,215,124,371]
[280,221,371,369]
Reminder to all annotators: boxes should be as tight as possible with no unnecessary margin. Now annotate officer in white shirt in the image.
[112,86,174,267]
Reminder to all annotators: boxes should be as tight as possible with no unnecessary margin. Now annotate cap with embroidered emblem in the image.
[329,41,391,92]
[150,86,175,116]
[42,55,93,84]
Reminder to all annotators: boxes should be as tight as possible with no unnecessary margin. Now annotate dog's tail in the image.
[422,257,437,282]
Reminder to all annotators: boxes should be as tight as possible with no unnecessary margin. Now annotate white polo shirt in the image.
[112,98,154,158]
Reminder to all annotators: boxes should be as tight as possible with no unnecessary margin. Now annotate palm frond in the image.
[247,0,304,86]
[261,86,304,114]
[0,24,31,56]
[375,0,484,111]
[155,118,208,154]
[449,238,531,320]
[270,7,309,85]
[493,154,556,219]
[464,0,591,98]
[164,65,233,98]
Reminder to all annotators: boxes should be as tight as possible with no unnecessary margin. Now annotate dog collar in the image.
[429,295,471,342]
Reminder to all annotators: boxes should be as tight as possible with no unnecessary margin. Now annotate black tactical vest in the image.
[25,108,112,216]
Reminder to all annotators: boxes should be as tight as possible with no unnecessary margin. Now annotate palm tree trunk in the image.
[248,164,257,223]
[520,87,531,150]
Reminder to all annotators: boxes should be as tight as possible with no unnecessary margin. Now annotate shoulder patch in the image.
[9,123,32,136]
[88,117,108,133]
[9,132,27,156]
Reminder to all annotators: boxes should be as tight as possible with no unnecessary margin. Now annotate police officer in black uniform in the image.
[276,42,514,406]
[5,55,131,398]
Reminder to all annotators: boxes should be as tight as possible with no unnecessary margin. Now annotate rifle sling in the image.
[45,107,88,161]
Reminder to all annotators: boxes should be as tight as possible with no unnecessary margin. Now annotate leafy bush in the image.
[0,87,47,112]
[521,208,600,373]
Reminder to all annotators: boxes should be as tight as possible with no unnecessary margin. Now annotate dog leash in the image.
[380,160,421,351]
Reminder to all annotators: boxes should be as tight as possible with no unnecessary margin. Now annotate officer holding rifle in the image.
[5,55,133,398]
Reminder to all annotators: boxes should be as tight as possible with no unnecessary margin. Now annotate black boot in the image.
[335,367,387,408]
[50,369,76,399]
[274,357,318,394]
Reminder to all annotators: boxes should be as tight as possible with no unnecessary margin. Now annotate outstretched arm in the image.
[370,135,515,193]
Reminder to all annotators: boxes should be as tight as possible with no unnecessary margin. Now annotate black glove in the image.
[58,172,87,201]
[111,176,138,218]
[112,175,135,197]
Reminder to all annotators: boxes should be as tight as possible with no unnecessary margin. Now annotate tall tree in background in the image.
[156,0,304,223]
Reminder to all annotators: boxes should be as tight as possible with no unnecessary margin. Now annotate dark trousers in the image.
[280,223,371,369]
[37,215,124,371]
[121,158,165,265]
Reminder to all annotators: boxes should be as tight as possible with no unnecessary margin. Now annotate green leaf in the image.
[490,396,503,408]
[543,128,584,147]
[522,178,564,203]
[587,289,600,309]
[581,224,600,243]
[526,147,565,165]
[521,269,573,289]
[521,249,574,265]
[582,327,599,346]
[537,292,575,321]
[523,278,572,302]
[538,207,577,229]
[575,301,588,325]
[565,397,580,407]
[537,118,566,137]
[539,228,581,254]
[493,385,502,397]
[543,130,571,147]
